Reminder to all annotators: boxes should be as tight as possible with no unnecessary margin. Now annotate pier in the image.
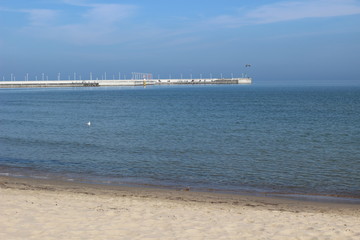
[0,78,252,88]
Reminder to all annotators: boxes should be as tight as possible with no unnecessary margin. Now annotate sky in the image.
[0,0,359,85]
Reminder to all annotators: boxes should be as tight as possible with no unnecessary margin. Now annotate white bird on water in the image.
[87,121,91,126]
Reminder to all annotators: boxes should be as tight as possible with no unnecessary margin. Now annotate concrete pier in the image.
[0,78,252,88]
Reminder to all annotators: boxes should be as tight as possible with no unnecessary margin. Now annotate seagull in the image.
[87,121,91,126]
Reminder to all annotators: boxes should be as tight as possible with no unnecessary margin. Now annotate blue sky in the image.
[0,0,359,85]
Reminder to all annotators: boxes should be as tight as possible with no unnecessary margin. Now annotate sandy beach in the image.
[1,176,359,240]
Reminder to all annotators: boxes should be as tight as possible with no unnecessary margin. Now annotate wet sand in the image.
[1,176,359,239]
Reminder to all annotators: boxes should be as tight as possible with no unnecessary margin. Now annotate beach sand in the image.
[1,176,359,240]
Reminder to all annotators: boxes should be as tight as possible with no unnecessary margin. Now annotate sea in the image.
[0,85,359,202]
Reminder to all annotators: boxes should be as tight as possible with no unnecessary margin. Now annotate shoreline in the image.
[1,174,360,205]
[1,175,360,239]
[1,176,359,210]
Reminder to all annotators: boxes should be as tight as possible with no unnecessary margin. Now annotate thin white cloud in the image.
[60,0,136,24]
[83,4,136,24]
[0,7,58,26]
[20,2,138,45]
[23,9,58,26]
[208,0,360,27]
[0,2,203,47]
[61,0,87,5]
[248,0,360,23]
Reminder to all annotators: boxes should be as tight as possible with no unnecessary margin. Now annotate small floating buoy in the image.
[87,121,91,126]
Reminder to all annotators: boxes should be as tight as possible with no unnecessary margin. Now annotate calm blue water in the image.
[0,85,359,199]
